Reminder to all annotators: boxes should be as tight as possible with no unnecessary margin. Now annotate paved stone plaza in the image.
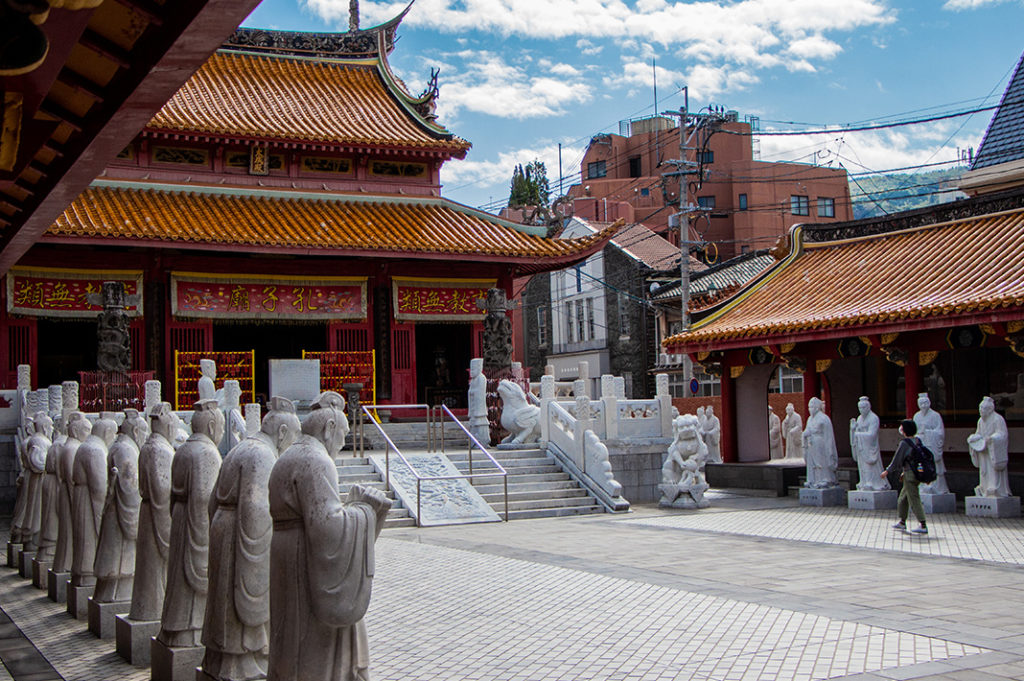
[2,492,1024,680]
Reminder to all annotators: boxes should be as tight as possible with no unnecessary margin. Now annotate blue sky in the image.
[242,0,1024,212]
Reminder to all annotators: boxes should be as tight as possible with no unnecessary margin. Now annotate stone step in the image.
[444,449,546,462]
[338,473,383,484]
[339,480,388,493]
[451,456,552,468]
[503,505,605,521]
[335,464,376,475]
[480,471,573,484]
[488,496,596,512]
[479,488,589,503]
[472,480,582,495]
[455,463,561,476]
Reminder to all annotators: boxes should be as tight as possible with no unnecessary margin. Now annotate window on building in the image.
[817,197,835,218]
[618,293,630,337]
[738,193,748,211]
[586,298,595,339]
[697,196,716,210]
[697,150,714,164]
[575,265,582,293]
[768,367,804,394]
[587,160,606,179]
[790,195,809,216]
[640,187,650,197]
[668,373,689,398]
[575,300,586,341]
[565,306,575,343]
[694,369,721,397]
[536,306,547,346]
[628,156,642,178]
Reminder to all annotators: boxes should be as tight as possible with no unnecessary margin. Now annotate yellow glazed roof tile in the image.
[49,185,614,265]
[664,207,1024,348]
[146,51,470,153]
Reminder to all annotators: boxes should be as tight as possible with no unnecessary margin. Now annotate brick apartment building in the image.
[567,114,853,260]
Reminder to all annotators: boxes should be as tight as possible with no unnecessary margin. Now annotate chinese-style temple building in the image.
[0,12,616,407]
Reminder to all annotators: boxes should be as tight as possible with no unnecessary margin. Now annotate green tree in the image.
[507,159,550,208]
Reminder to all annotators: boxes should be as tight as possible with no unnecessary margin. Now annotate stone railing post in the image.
[573,379,590,470]
[48,384,62,421]
[244,403,262,436]
[17,365,31,392]
[144,380,162,415]
[61,381,79,420]
[613,376,626,400]
[539,375,555,443]
[656,373,673,437]
[601,374,618,441]
[578,361,590,399]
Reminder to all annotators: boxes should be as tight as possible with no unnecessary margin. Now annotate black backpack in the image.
[906,437,937,483]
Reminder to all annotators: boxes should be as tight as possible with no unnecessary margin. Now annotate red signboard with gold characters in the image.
[171,272,367,321]
[392,277,494,321]
[6,268,143,318]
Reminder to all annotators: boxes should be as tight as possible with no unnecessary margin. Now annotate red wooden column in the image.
[904,351,921,418]
[720,367,737,463]
[802,365,820,413]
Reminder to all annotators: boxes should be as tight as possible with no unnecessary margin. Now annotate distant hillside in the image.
[850,168,967,219]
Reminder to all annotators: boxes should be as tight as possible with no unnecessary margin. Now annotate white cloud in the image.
[942,0,1010,9]
[786,34,842,60]
[432,51,593,120]
[441,142,586,203]
[576,38,604,56]
[605,59,758,101]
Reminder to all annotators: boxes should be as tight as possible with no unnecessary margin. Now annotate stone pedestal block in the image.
[921,492,957,514]
[31,558,50,589]
[966,495,1021,518]
[18,550,35,578]
[115,616,160,666]
[67,583,94,620]
[799,486,846,507]
[88,598,130,639]
[47,570,69,603]
[847,489,898,510]
[151,638,204,681]
[6,542,23,567]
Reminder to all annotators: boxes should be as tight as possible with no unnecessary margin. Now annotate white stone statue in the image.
[129,402,178,622]
[467,358,489,445]
[914,393,949,495]
[70,414,117,588]
[695,406,707,443]
[35,416,66,564]
[781,403,803,459]
[802,397,838,488]
[218,380,247,455]
[157,399,225,648]
[967,396,1011,498]
[768,406,783,460]
[497,380,541,445]
[54,412,92,573]
[198,359,218,401]
[268,391,392,681]
[660,414,710,508]
[201,397,301,681]
[18,412,52,551]
[849,396,890,492]
[93,409,148,604]
[703,405,722,463]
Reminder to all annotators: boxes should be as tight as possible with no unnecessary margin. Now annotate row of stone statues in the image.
[9,390,391,681]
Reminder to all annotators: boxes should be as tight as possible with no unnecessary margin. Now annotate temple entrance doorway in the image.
[213,322,326,402]
[38,319,96,388]
[415,323,472,408]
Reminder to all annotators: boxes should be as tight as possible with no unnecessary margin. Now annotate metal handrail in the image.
[356,404,510,525]
[435,404,508,522]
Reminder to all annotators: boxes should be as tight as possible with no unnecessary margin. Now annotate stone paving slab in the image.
[622,503,1024,565]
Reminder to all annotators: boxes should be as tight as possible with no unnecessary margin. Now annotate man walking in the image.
[880,420,928,535]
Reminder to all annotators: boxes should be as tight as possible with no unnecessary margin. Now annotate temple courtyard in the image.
[1,493,1023,681]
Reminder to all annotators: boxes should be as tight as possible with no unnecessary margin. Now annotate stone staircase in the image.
[336,455,416,528]
[445,446,606,520]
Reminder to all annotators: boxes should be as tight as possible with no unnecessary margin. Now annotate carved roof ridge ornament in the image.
[224,1,414,58]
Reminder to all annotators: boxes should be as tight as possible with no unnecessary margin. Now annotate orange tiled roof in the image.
[664,207,1024,348]
[48,184,615,271]
[145,51,470,154]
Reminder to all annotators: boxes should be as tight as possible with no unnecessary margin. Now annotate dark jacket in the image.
[885,437,918,480]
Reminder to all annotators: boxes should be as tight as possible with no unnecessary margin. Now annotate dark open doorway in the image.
[38,319,97,388]
[415,323,471,408]
[213,322,326,402]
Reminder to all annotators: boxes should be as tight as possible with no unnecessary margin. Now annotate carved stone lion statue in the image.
[497,380,541,445]
[659,414,710,509]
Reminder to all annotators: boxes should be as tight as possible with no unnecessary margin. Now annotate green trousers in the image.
[898,469,926,524]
